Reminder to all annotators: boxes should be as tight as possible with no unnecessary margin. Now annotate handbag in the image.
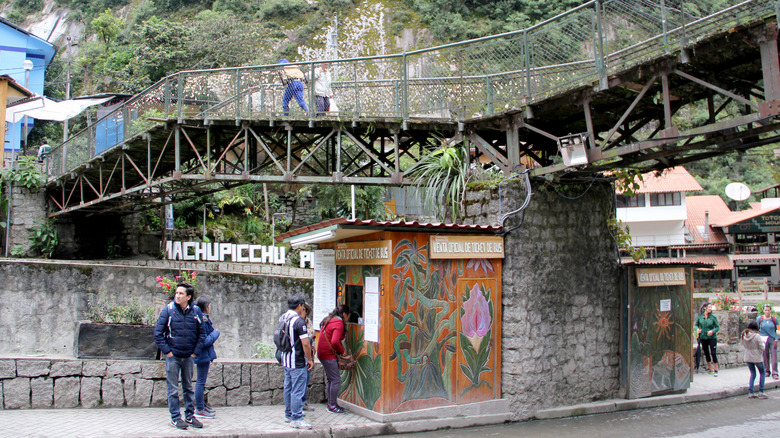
[322,317,356,370]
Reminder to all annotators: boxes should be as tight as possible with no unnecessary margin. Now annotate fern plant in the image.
[408,145,469,221]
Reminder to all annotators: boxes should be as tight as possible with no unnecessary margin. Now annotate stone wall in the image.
[0,356,323,410]
[464,179,622,420]
[0,260,312,359]
[6,186,46,256]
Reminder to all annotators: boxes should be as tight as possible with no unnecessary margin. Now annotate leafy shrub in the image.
[28,218,58,259]
[84,292,155,325]
[252,341,275,359]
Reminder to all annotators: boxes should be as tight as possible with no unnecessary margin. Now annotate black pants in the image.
[700,338,718,363]
[316,96,330,116]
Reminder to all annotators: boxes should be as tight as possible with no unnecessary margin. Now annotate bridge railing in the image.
[47,0,776,179]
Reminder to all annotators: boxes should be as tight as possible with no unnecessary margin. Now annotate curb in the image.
[533,377,780,420]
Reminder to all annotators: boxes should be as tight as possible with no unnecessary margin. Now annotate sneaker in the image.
[284,417,291,423]
[204,406,216,414]
[302,403,315,411]
[185,416,203,429]
[774,375,779,380]
[327,405,345,414]
[714,371,718,377]
[170,418,188,430]
[290,419,312,430]
[749,393,758,398]
[194,409,215,419]
[758,392,769,399]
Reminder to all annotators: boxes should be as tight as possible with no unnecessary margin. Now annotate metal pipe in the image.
[498,168,532,227]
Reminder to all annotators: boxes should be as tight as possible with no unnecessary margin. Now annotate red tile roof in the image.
[685,195,731,245]
[712,205,780,227]
[275,218,501,241]
[617,166,703,194]
[622,255,731,270]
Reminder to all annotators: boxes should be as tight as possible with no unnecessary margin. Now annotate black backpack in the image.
[273,315,293,354]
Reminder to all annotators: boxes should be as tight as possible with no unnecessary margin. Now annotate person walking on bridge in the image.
[314,62,333,116]
[279,59,309,116]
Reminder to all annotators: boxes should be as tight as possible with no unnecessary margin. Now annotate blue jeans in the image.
[283,366,308,421]
[195,362,210,411]
[748,362,766,394]
[165,355,194,421]
[301,367,311,405]
[282,81,308,115]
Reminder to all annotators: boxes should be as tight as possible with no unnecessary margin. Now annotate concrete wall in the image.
[464,179,622,420]
[0,356,324,410]
[0,260,313,359]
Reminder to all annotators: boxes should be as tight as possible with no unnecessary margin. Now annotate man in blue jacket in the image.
[154,282,206,430]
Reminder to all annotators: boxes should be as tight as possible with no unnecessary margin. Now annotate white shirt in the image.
[314,67,332,97]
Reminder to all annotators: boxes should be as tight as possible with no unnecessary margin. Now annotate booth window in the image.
[345,284,363,324]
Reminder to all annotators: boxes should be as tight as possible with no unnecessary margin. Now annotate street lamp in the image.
[22,60,33,154]
[202,203,221,240]
[272,212,288,247]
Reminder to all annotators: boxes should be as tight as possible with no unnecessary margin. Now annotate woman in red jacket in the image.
[317,305,351,413]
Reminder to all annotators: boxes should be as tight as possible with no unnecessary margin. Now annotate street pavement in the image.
[0,366,775,438]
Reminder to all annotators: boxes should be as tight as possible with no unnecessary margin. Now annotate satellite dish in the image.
[725,182,751,201]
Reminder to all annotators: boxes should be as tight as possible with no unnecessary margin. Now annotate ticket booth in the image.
[621,262,702,399]
[280,219,506,420]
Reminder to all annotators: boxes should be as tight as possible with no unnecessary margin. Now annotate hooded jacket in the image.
[741,330,765,363]
[153,301,206,358]
[194,313,220,365]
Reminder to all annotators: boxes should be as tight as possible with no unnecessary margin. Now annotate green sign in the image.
[727,210,780,233]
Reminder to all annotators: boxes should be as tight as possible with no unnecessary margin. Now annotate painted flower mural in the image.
[462,283,492,351]
[459,282,494,394]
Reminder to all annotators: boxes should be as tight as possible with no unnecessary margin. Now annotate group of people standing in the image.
[697,301,780,399]
[278,293,351,430]
[152,283,220,430]
[279,60,335,116]
[153,284,351,431]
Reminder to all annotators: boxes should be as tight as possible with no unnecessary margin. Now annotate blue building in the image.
[0,17,57,154]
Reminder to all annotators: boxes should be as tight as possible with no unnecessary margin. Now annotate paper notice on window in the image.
[365,276,379,294]
[364,292,379,343]
[312,249,336,329]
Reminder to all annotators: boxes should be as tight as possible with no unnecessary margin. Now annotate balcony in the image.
[734,243,780,254]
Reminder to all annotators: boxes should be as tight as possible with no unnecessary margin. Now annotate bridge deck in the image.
[43,0,780,216]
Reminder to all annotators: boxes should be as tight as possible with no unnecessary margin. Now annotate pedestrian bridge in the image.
[44,0,780,216]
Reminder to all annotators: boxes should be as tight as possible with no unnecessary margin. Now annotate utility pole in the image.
[22,59,33,154]
[63,36,72,143]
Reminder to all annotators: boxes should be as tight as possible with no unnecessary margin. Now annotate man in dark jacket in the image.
[154,282,206,430]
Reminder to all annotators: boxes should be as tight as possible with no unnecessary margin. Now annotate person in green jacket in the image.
[695,303,720,376]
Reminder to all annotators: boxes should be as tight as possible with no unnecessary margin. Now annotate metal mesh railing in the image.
[47,0,777,178]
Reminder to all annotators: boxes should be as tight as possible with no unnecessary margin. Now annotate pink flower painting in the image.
[461,283,491,351]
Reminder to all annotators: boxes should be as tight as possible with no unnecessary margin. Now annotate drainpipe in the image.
[496,168,532,236]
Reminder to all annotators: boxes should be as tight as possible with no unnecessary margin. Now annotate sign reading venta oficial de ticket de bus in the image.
[164,241,286,264]
[428,235,504,259]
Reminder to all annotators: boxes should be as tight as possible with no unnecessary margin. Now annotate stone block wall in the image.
[0,357,324,410]
[0,260,312,359]
[6,186,46,256]
[464,179,622,420]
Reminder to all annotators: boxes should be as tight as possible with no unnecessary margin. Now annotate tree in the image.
[91,9,124,48]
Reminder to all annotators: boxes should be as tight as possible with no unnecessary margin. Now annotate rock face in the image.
[76,323,157,360]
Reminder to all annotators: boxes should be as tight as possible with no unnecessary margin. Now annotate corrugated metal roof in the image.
[617,166,703,194]
[276,218,502,241]
[685,195,731,245]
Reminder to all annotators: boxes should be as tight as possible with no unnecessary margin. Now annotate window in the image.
[738,265,772,277]
[617,194,646,208]
[650,192,681,206]
[344,284,363,324]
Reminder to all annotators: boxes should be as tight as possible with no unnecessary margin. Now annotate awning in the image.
[5,96,112,123]
[730,254,780,261]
